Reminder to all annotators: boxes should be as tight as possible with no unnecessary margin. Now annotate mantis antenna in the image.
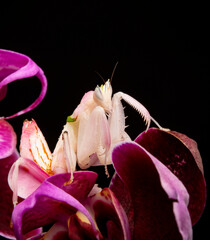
[95,62,119,84]
[95,71,106,84]
[110,61,119,83]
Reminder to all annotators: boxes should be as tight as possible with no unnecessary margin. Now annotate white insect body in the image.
[52,79,156,176]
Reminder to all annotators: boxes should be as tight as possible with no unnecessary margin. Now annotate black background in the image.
[0,1,209,239]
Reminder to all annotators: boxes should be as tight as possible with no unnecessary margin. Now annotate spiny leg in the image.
[109,93,131,147]
[113,92,166,130]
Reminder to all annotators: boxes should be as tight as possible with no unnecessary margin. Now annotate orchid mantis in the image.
[8,75,164,207]
[52,79,163,177]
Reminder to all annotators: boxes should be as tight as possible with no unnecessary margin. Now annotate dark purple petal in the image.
[46,171,98,202]
[12,172,100,240]
[112,141,192,240]
[68,213,103,240]
[169,131,204,174]
[0,119,17,159]
[37,223,69,240]
[0,150,19,239]
[110,173,134,237]
[0,49,47,119]
[135,128,206,225]
[87,188,131,240]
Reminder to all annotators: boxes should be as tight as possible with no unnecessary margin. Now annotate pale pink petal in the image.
[8,158,49,204]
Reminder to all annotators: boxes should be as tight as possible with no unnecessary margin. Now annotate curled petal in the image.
[12,172,100,240]
[112,141,192,240]
[135,128,206,225]
[0,49,47,118]
[0,119,17,159]
[0,150,19,239]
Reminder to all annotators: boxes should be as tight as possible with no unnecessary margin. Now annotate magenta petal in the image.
[112,142,192,240]
[0,49,47,118]
[135,128,206,225]
[12,172,100,240]
[0,119,17,159]
[0,150,19,239]
[46,171,98,202]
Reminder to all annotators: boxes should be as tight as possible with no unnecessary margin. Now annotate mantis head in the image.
[93,80,113,114]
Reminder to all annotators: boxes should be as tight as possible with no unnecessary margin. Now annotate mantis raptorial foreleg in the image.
[77,106,111,169]
[52,123,77,175]
[113,92,151,130]
[108,93,131,146]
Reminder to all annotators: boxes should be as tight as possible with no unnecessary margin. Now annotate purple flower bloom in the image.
[135,128,206,225]
[110,128,206,240]
[0,49,47,239]
[11,172,130,240]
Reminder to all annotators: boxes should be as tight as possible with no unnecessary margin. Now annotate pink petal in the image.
[111,141,192,240]
[8,158,49,203]
[135,128,206,225]
[0,49,47,119]
[0,119,17,159]
[0,150,19,239]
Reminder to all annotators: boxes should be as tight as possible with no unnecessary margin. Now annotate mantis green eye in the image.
[94,86,104,102]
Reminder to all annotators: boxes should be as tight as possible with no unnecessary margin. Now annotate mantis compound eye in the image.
[94,86,104,102]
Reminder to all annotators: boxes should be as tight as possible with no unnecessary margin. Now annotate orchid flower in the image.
[0,49,207,239]
[110,128,206,239]
[9,127,206,239]
[0,49,47,239]
[11,171,130,240]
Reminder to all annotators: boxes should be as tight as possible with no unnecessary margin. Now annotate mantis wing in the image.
[77,106,111,169]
